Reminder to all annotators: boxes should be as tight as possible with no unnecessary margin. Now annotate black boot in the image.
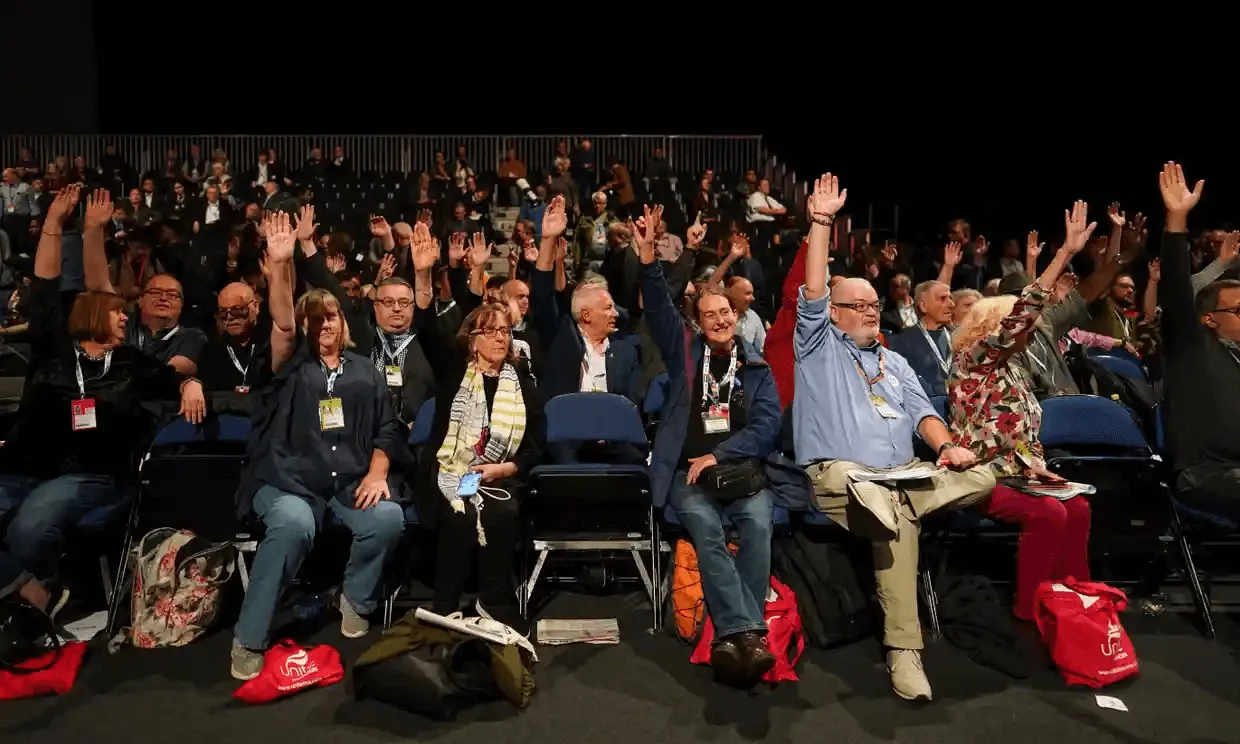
[710,635,748,687]
[737,631,776,685]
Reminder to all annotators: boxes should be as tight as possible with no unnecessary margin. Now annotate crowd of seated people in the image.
[3,144,1240,705]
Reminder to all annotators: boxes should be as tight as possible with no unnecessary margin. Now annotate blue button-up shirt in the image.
[792,286,941,468]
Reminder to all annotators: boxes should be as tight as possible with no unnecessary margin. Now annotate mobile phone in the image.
[457,472,483,497]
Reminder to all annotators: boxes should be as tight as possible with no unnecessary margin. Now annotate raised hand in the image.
[369,215,391,238]
[448,232,467,265]
[686,212,706,249]
[83,188,112,231]
[974,235,989,257]
[881,240,897,264]
[1121,212,1148,255]
[1159,161,1204,216]
[46,183,81,226]
[541,195,568,239]
[807,173,847,223]
[730,232,750,259]
[416,209,432,226]
[377,253,397,282]
[554,236,568,262]
[296,204,318,242]
[467,231,491,268]
[1053,272,1078,302]
[944,240,962,267]
[1147,259,1162,283]
[1061,200,1098,254]
[265,211,296,262]
[1107,202,1126,228]
[1221,231,1240,266]
[1025,231,1043,262]
[522,238,539,264]
[411,223,437,273]
[631,204,663,254]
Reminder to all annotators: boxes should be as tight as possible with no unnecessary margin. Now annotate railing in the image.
[0,134,765,181]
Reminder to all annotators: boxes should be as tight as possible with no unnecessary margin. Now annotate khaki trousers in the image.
[807,459,995,650]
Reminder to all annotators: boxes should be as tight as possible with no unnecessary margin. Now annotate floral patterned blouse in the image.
[949,283,1051,476]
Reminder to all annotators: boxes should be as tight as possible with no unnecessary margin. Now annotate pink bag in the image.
[690,576,804,683]
[1034,578,1139,688]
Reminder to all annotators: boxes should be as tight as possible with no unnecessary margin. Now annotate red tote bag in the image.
[690,576,804,683]
[1033,578,1139,688]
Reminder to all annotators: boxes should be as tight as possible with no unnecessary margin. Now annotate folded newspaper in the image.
[847,465,940,483]
[1002,478,1096,501]
[536,618,621,646]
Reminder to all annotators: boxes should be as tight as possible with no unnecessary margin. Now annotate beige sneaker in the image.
[848,481,899,537]
[887,649,932,701]
[339,593,370,639]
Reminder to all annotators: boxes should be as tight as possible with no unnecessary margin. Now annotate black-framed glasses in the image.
[1210,306,1240,317]
[471,326,511,339]
[217,305,252,320]
[145,289,183,301]
[832,301,881,314]
[378,298,414,310]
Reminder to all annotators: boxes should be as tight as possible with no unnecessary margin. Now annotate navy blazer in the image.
[887,324,950,398]
[529,267,643,404]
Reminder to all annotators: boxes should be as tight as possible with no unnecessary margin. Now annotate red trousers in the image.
[984,484,1092,621]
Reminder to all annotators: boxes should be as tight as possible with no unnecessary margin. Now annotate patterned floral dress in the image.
[949,283,1051,476]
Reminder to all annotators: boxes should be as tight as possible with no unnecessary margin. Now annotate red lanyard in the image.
[851,349,886,393]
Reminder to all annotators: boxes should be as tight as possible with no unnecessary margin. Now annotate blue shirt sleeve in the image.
[795,286,831,361]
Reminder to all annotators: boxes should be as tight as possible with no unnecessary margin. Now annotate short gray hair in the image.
[570,280,610,322]
[913,280,947,313]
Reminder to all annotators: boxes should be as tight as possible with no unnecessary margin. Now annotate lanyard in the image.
[701,343,739,405]
[1026,335,1049,372]
[321,358,347,397]
[74,348,113,399]
[849,347,886,395]
[377,329,415,364]
[226,344,249,383]
[138,324,178,351]
[918,323,950,375]
[1113,306,1131,341]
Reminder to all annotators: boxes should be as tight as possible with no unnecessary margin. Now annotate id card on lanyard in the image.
[72,348,113,431]
[379,331,415,388]
[319,359,347,430]
[919,324,951,376]
[851,347,898,419]
[701,343,738,434]
[227,345,251,393]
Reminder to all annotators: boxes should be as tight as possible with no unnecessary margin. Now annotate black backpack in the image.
[772,529,875,648]
[0,599,61,672]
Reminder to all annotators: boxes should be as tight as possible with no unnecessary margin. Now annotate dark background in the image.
[3,3,1231,247]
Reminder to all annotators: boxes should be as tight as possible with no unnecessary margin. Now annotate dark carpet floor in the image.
[4,592,1240,744]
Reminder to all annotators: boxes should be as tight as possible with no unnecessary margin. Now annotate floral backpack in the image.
[115,528,238,649]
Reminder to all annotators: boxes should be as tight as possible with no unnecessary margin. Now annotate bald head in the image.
[218,282,258,338]
[219,282,256,307]
[829,278,880,347]
[725,276,754,314]
[503,278,530,319]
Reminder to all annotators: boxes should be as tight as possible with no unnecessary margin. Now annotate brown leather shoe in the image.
[710,636,747,687]
[738,632,776,684]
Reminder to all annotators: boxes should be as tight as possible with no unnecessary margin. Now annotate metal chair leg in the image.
[1172,504,1215,638]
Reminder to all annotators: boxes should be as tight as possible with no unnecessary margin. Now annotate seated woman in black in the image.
[0,185,205,617]
[230,213,409,681]
[410,232,543,630]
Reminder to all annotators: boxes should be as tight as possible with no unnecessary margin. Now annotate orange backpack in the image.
[672,540,705,642]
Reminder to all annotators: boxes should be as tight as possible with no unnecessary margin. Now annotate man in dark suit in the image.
[887,280,955,398]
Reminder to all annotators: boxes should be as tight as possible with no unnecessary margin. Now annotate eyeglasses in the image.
[832,301,881,314]
[217,305,252,320]
[378,298,414,310]
[471,326,511,339]
[1210,306,1240,317]
[145,289,183,301]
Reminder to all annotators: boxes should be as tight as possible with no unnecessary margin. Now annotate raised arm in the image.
[536,195,566,273]
[709,234,747,289]
[634,204,687,371]
[265,212,298,373]
[465,232,490,297]
[34,185,80,281]
[410,223,437,311]
[81,188,115,293]
[1157,161,1205,347]
[1143,259,1161,321]
[1023,231,1042,279]
[1192,230,1238,295]
[803,174,846,301]
[938,240,962,285]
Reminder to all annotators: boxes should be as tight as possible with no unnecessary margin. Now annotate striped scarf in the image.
[435,362,526,543]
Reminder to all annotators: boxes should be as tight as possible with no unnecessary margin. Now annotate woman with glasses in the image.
[0,186,205,619]
[410,228,543,629]
[948,202,1095,622]
[230,213,409,681]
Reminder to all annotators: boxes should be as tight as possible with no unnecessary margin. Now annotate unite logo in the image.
[281,649,319,679]
[1100,621,1127,660]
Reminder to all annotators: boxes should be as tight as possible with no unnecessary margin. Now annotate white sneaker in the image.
[887,649,932,701]
[848,481,899,536]
[338,593,370,638]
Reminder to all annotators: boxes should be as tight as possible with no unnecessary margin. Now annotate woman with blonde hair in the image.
[948,201,1095,621]
[230,213,408,681]
[406,225,543,630]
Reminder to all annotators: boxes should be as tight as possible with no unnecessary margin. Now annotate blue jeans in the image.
[0,473,119,598]
[669,471,773,638]
[234,485,405,649]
